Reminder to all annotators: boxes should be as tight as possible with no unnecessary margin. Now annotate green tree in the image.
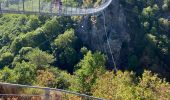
[42,17,62,38]
[0,67,17,83]
[26,16,40,30]
[14,61,36,85]
[0,52,14,67]
[74,51,106,94]
[52,29,78,72]
[10,28,47,53]
[12,47,33,66]
[53,29,77,49]
[128,55,139,70]
[162,0,170,11]
[26,48,55,69]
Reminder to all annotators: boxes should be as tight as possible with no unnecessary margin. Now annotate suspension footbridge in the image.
[0,0,112,16]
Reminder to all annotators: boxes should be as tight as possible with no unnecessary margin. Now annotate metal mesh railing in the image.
[0,94,48,100]
[0,82,104,100]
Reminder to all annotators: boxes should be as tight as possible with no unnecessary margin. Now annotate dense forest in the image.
[0,0,170,99]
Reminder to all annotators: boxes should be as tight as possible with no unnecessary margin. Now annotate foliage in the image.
[136,71,170,99]
[25,48,55,69]
[0,67,17,83]
[73,51,106,94]
[120,0,170,81]
[0,52,14,67]
[52,28,79,72]
[13,61,36,85]
[93,70,170,99]
[0,0,170,98]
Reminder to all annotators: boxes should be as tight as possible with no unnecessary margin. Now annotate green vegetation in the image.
[0,0,170,99]
[93,70,170,99]
[120,0,170,79]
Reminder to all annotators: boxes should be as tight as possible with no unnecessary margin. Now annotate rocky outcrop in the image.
[76,0,130,67]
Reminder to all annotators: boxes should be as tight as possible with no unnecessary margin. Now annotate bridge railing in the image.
[0,94,48,100]
[0,0,111,16]
[0,82,104,100]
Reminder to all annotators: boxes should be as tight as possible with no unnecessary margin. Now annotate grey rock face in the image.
[76,0,130,65]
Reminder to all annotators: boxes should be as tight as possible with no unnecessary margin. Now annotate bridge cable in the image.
[91,15,107,54]
[94,24,103,52]
[102,11,117,72]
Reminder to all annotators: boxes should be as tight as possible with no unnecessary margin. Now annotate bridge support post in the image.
[45,89,50,100]
[39,0,40,13]
[22,0,25,13]
[0,2,1,14]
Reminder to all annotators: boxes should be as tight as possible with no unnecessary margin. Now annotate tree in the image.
[25,28,47,50]
[0,52,14,67]
[42,17,62,39]
[0,67,17,83]
[48,67,72,89]
[13,61,36,85]
[52,29,78,72]
[10,28,47,53]
[57,47,77,71]
[10,36,26,54]
[162,0,170,11]
[162,4,169,11]
[93,70,170,99]
[26,16,40,30]
[53,29,77,49]
[19,47,33,56]
[36,70,56,87]
[128,55,139,70]
[74,51,106,94]
[26,48,55,69]
[159,18,170,31]
[92,71,136,100]
[12,47,33,66]
[135,70,170,99]
[80,47,88,55]
[36,67,71,89]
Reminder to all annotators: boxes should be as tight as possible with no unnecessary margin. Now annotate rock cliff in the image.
[76,0,130,67]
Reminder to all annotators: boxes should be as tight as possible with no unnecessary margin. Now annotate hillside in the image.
[0,0,170,99]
